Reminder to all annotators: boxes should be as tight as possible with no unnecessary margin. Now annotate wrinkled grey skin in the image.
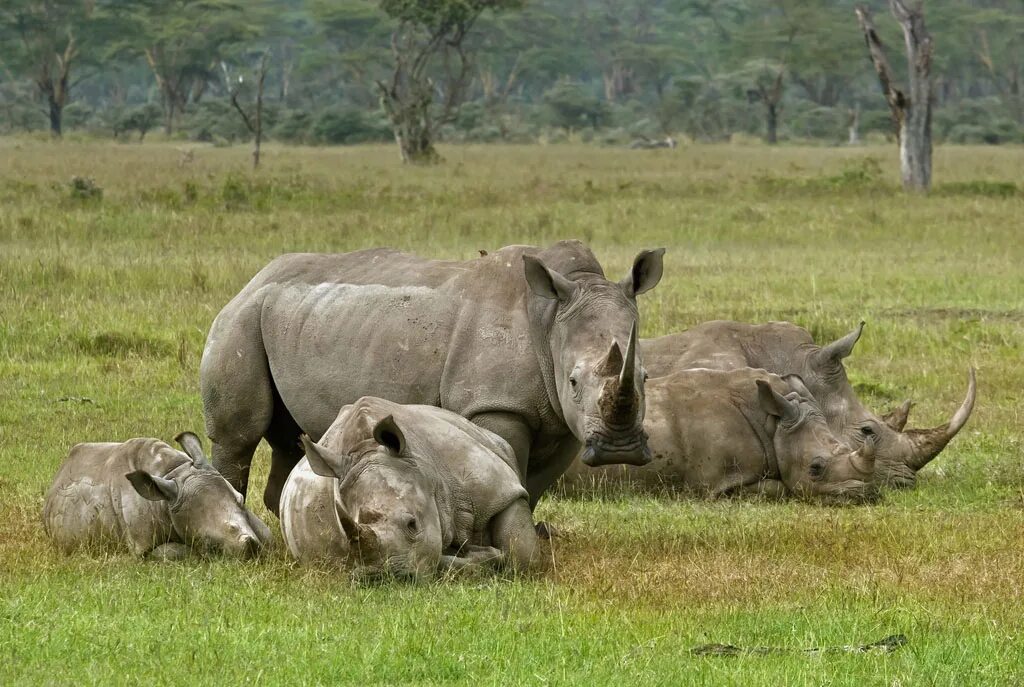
[42,433,272,560]
[280,397,542,579]
[642,321,977,488]
[201,241,665,514]
[563,368,879,503]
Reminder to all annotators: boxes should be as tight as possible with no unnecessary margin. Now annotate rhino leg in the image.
[490,499,543,573]
[147,543,190,561]
[263,407,304,517]
[469,412,533,484]
[439,545,504,574]
[524,435,582,509]
[201,301,275,499]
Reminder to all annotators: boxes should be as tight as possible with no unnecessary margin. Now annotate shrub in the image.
[542,81,608,130]
[311,108,391,145]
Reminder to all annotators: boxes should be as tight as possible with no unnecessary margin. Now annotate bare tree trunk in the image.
[848,103,861,145]
[48,97,63,138]
[766,103,778,144]
[855,2,933,192]
[225,53,269,170]
[379,82,439,164]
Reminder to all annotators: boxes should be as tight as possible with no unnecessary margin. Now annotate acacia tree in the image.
[0,0,96,137]
[376,0,522,164]
[855,1,934,192]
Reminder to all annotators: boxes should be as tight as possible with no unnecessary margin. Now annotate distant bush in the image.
[114,104,162,141]
[309,108,391,145]
[542,82,608,130]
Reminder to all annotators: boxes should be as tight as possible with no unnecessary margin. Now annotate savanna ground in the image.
[0,139,1022,685]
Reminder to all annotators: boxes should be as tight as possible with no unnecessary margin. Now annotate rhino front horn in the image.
[618,321,638,393]
[903,367,977,472]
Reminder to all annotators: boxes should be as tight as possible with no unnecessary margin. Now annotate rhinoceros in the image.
[641,321,977,488]
[280,397,542,578]
[201,241,665,514]
[42,432,272,559]
[562,368,879,502]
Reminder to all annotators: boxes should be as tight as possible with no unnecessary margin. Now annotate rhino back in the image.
[43,439,187,554]
[238,247,555,438]
[642,321,816,378]
[280,458,350,564]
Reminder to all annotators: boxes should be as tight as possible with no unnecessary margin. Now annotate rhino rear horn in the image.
[903,367,977,472]
[174,431,210,468]
[301,434,357,480]
[816,321,865,363]
[881,400,913,432]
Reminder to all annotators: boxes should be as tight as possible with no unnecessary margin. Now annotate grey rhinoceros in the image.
[200,240,665,514]
[42,432,272,559]
[280,397,542,578]
[562,368,879,503]
[641,321,977,488]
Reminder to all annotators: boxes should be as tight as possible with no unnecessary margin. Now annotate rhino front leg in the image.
[490,499,543,573]
[147,543,190,562]
[524,435,581,509]
[439,545,504,574]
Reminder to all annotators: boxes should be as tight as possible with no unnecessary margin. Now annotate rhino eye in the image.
[809,458,827,480]
[406,517,418,534]
[860,426,875,437]
[569,375,578,389]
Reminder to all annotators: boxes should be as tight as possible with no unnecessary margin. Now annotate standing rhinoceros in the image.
[201,241,665,514]
[562,368,879,503]
[42,432,272,559]
[641,321,976,488]
[280,397,542,578]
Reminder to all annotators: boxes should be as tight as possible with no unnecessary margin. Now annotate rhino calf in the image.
[42,432,272,560]
[563,368,879,503]
[280,397,543,579]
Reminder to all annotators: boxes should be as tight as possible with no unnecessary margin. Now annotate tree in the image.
[856,1,934,192]
[375,0,522,164]
[0,0,97,137]
[223,51,270,168]
[116,0,257,134]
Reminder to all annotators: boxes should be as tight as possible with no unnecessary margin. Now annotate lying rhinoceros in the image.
[641,321,976,488]
[280,397,543,579]
[42,432,272,560]
[562,368,879,503]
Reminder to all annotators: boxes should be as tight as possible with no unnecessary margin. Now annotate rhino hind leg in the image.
[263,399,304,517]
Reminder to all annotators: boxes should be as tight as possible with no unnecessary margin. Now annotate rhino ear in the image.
[523,255,577,302]
[781,374,814,401]
[126,471,179,502]
[372,415,406,456]
[301,434,352,479]
[621,248,665,297]
[756,380,799,423]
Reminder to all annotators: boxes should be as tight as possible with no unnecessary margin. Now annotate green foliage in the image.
[311,107,391,144]
[542,81,608,130]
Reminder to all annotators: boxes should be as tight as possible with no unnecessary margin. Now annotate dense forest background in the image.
[0,0,1021,146]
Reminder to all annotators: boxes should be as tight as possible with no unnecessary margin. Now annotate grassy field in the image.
[1,139,1022,685]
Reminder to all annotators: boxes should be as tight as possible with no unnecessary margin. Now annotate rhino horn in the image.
[301,434,357,480]
[902,368,977,472]
[597,339,624,377]
[334,501,379,555]
[816,321,865,363]
[850,436,876,476]
[174,431,210,468]
[880,400,913,432]
[618,321,638,393]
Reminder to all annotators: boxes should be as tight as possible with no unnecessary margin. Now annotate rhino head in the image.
[756,377,879,504]
[523,248,665,468]
[125,432,270,558]
[301,414,443,580]
[790,323,977,489]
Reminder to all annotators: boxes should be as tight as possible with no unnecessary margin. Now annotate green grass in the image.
[1,140,1023,685]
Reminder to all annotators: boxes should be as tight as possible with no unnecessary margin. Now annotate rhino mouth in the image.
[580,430,652,467]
